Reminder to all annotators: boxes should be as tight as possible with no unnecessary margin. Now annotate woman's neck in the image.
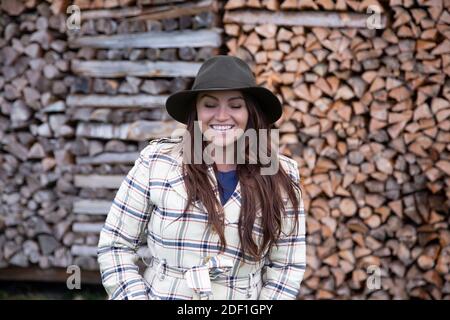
[215,163,237,172]
[210,145,236,172]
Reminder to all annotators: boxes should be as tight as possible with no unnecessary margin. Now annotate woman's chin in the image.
[209,136,236,147]
[204,129,242,147]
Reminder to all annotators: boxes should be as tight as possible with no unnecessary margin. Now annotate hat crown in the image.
[192,55,256,90]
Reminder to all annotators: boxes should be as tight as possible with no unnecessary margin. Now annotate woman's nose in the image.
[215,105,229,121]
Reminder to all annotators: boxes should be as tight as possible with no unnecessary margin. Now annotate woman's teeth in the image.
[210,125,234,131]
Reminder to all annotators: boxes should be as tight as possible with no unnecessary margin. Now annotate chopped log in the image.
[76,152,139,165]
[74,175,124,189]
[138,0,185,5]
[71,245,99,257]
[224,10,388,28]
[75,120,179,141]
[73,199,111,215]
[67,94,167,108]
[72,223,104,233]
[69,28,223,49]
[80,6,142,20]
[71,60,201,78]
[130,0,218,21]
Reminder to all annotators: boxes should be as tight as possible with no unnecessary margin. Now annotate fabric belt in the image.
[143,255,261,300]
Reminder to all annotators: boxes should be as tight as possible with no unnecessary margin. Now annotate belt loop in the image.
[156,258,166,281]
[246,273,254,298]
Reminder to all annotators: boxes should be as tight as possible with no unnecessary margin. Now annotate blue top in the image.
[216,170,238,206]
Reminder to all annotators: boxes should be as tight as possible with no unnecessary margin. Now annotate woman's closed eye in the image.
[205,104,242,109]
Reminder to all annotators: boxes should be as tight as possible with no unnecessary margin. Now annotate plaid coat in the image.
[97,137,306,300]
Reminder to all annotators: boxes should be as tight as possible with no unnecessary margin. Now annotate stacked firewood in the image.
[0,0,221,274]
[1,0,449,300]
[0,0,85,270]
[223,0,450,299]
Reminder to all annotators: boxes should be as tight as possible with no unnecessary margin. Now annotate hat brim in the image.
[165,87,282,125]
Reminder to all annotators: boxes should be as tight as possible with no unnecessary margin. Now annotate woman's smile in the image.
[209,124,235,132]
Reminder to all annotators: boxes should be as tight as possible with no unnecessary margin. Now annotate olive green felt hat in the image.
[165,55,283,125]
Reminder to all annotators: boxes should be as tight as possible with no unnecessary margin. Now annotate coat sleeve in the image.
[259,158,307,300]
[97,145,155,300]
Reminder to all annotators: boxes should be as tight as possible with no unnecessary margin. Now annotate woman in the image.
[97,55,306,300]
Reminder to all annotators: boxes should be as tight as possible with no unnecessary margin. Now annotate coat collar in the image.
[165,141,242,212]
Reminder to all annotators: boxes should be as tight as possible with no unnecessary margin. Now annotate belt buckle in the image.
[198,292,213,300]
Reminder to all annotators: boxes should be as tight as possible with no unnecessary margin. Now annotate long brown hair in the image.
[181,91,301,262]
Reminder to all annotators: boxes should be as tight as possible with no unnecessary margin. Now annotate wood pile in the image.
[0,0,221,275]
[1,0,449,300]
[0,0,85,271]
[223,0,450,299]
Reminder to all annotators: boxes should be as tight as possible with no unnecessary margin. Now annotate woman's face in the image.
[196,90,249,146]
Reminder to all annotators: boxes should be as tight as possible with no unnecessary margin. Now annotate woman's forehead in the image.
[198,90,244,100]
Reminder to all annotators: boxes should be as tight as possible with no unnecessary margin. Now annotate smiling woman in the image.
[97,55,306,300]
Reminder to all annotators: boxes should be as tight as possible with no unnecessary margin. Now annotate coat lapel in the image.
[164,147,197,208]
